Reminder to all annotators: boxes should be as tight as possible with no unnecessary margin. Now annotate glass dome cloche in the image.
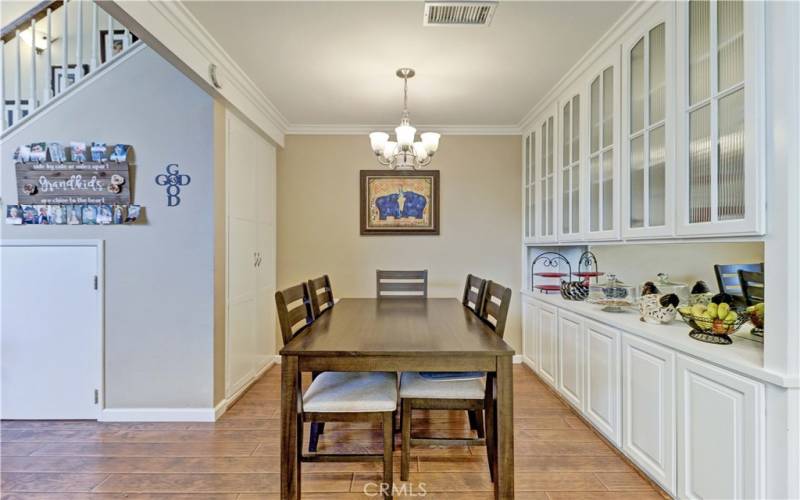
[587,274,638,312]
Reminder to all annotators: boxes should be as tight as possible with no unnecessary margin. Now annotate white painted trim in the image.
[512,354,523,364]
[99,0,287,146]
[0,43,147,142]
[518,0,656,131]
[0,239,105,419]
[100,407,217,422]
[285,123,522,136]
[214,358,276,420]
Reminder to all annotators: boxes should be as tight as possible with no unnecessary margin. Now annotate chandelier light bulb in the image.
[382,141,397,160]
[395,124,416,148]
[413,142,428,161]
[420,132,441,154]
[369,132,389,154]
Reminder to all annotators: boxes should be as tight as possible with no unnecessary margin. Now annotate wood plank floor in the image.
[1,364,666,499]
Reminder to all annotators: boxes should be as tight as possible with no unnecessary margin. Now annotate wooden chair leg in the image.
[296,412,304,493]
[468,409,478,432]
[308,422,322,452]
[400,399,412,482]
[474,408,486,439]
[484,395,496,483]
[383,411,394,499]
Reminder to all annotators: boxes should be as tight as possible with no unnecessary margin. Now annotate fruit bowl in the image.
[745,303,765,336]
[677,306,748,345]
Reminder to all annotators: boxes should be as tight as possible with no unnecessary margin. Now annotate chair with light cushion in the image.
[462,273,487,314]
[276,283,397,496]
[308,274,335,317]
[399,280,512,482]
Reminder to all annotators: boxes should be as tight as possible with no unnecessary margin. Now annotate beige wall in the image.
[277,135,523,351]
[590,242,764,291]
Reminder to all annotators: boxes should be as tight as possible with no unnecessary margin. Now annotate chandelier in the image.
[369,68,441,169]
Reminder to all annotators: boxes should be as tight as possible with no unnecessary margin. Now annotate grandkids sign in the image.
[15,161,131,205]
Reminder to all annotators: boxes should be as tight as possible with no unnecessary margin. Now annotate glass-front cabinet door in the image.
[523,130,537,242]
[586,47,621,240]
[536,105,558,243]
[558,90,583,241]
[676,0,764,236]
[622,3,675,238]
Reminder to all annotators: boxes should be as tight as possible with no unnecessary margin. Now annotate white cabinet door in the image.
[622,334,676,495]
[522,298,539,369]
[621,2,676,239]
[677,355,765,499]
[537,303,558,387]
[557,310,583,409]
[675,0,765,236]
[585,45,622,241]
[535,104,559,243]
[584,319,621,446]
[557,86,584,241]
[523,132,538,242]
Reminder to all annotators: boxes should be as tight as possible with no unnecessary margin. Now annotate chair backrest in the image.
[479,281,512,338]
[376,270,428,299]
[738,270,764,306]
[275,282,314,345]
[462,274,487,314]
[308,275,335,317]
[714,263,764,300]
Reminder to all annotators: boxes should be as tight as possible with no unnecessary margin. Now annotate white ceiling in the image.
[186,1,632,129]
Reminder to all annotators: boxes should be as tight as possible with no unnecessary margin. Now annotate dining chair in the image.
[462,274,487,314]
[308,274,335,317]
[376,269,428,299]
[738,270,765,306]
[399,280,512,483]
[714,263,764,305]
[275,283,396,495]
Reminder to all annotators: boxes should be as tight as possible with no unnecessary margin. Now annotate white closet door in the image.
[255,139,276,367]
[1,245,101,419]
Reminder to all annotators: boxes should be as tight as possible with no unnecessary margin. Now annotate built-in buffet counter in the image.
[520,289,793,499]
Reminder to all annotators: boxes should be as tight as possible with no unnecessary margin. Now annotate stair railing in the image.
[1,0,139,134]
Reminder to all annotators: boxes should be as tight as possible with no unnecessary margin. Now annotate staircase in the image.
[1,0,140,135]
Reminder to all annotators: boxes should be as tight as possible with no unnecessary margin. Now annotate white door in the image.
[584,319,621,446]
[677,355,765,499]
[622,334,676,495]
[557,310,583,409]
[1,244,101,419]
[522,298,539,369]
[537,304,558,387]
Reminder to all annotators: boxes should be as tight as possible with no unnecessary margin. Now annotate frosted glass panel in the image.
[649,23,666,124]
[630,38,645,133]
[524,136,530,237]
[718,0,744,91]
[563,102,570,167]
[547,175,553,235]
[590,155,600,231]
[547,117,554,175]
[572,95,580,162]
[689,105,712,223]
[648,125,666,226]
[563,169,570,233]
[571,164,580,232]
[630,135,645,228]
[602,150,614,231]
[541,123,547,179]
[718,88,745,221]
[525,135,531,185]
[591,77,600,153]
[530,132,536,234]
[602,67,613,148]
[690,0,710,105]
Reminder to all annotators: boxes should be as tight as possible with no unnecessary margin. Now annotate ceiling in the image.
[185,2,629,129]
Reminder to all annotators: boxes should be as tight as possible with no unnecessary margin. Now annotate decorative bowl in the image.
[677,308,748,345]
[560,280,589,301]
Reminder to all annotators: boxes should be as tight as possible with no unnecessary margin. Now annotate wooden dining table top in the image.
[279,298,515,358]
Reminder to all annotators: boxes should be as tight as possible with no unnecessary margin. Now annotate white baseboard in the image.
[513,354,523,364]
[213,358,277,420]
[99,407,217,422]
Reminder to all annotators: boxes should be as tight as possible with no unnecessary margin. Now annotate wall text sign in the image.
[15,161,131,204]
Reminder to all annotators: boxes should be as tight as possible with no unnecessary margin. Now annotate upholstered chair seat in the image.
[399,372,485,400]
[303,372,398,413]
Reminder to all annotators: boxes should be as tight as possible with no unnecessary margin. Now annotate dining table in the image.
[279,297,516,499]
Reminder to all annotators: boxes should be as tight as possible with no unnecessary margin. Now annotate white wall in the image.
[0,46,216,409]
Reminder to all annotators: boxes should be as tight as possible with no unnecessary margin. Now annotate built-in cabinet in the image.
[225,110,277,399]
[521,0,765,243]
[522,293,768,498]
[677,355,765,499]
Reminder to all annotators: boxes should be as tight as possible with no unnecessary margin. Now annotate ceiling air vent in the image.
[423,1,498,27]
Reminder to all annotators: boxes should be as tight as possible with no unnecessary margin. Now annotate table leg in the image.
[281,355,300,499]
[495,356,514,499]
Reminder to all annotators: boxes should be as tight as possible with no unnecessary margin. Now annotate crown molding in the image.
[100,0,288,146]
[286,123,522,136]
[517,0,657,132]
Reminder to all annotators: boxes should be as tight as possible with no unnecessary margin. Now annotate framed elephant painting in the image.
[360,170,439,235]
